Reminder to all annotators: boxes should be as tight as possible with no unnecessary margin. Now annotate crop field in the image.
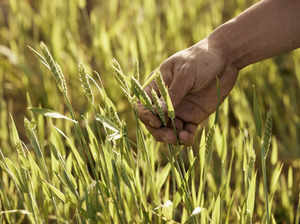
[0,0,299,223]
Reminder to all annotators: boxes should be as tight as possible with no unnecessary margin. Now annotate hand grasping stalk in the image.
[138,0,300,146]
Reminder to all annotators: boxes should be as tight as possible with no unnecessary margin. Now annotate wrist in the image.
[207,0,300,70]
[208,20,245,70]
[192,38,229,72]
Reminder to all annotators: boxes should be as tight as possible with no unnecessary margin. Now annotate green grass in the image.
[0,0,300,223]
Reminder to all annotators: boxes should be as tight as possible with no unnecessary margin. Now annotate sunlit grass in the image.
[0,0,300,223]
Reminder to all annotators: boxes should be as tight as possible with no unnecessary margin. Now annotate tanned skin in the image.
[138,0,300,146]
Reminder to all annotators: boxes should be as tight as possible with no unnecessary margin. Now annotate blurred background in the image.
[0,0,299,158]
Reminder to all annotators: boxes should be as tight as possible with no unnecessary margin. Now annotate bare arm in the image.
[210,0,300,69]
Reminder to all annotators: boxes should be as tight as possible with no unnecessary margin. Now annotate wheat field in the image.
[0,0,299,223]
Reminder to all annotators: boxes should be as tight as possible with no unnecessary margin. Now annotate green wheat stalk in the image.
[131,76,153,112]
[79,64,94,104]
[155,71,175,120]
[29,43,67,95]
[261,111,272,224]
[151,89,167,126]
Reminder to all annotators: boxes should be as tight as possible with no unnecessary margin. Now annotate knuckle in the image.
[160,60,170,72]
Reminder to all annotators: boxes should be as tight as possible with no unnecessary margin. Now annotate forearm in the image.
[209,0,300,69]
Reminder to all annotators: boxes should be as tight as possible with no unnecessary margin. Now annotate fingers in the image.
[137,103,161,128]
[146,125,177,144]
[174,118,183,131]
[179,123,198,146]
[145,120,197,146]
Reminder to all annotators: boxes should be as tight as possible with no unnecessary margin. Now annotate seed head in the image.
[155,71,175,120]
[79,64,94,104]
[40,42,68,95]
[151,89,167,126]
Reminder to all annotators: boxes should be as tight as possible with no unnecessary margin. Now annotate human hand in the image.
[138,39,238,146]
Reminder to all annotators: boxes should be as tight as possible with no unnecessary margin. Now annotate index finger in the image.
[145,125,177,144]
